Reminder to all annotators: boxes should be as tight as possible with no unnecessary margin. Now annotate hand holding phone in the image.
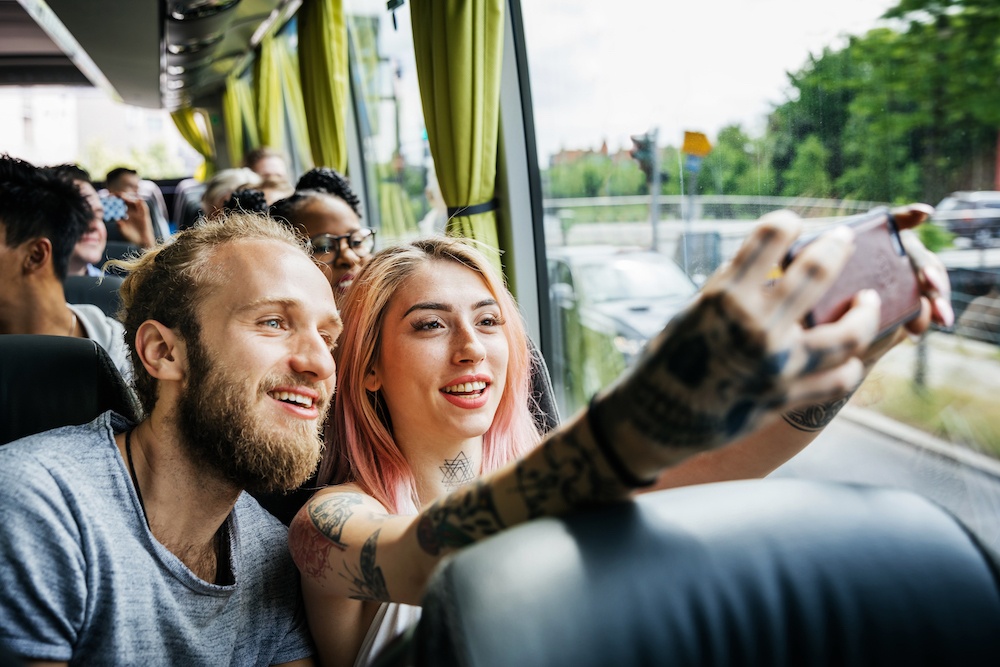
[101,194,127,223]
[781,207,922,339]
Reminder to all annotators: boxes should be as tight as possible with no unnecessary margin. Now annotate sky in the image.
[520,0,899,158]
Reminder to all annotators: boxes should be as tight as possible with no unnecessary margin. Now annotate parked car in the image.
[547,246,697,414]
[932,191,1000,247]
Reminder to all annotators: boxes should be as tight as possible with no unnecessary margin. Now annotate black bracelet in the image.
[587,395,656,488]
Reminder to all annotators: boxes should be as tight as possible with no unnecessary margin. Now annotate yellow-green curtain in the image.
[410,0,504,271]
[298,0,349,172]
[222,74,259,167]
[170,107,216,180]
[255,33,284,149]
[275,36,314,171]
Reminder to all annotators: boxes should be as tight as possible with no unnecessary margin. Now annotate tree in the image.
[781,135,831,198]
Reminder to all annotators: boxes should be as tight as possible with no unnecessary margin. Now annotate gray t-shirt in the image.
[0,412,314,666]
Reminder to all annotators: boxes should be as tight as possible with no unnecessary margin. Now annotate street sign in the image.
[682,131,712,157]
[685,154,703,173]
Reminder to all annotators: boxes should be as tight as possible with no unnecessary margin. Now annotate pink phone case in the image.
[783,208,921,338]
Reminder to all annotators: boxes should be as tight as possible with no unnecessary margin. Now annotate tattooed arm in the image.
[641,204,954,491]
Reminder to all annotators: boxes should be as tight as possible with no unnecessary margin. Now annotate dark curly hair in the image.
[294,167,362,217]
[1,155,91,281]
[223,188,269,215]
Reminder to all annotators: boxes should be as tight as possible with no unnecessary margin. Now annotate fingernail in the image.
[861,288,881,305]
[935,297,955,327]
[923,266,948,293]
[828,225,854,243]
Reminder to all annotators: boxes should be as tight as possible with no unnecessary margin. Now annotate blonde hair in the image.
[109,212,309,415]
[322,237,541,513]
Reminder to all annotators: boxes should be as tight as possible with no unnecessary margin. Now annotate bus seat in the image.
[392,479,1000,667]
[104,240,141,264]
[172,178,206,231]
[0,335,140,446]
[64,274,124,319]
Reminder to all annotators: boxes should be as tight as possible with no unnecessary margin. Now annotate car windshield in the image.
[576,255,695,304]
[935,197,961,211]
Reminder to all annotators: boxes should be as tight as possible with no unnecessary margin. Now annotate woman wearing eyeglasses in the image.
[271,168,377,305]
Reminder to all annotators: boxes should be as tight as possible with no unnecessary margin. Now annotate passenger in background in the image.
[246,146,292,184]
[0,155,131,378]
[289,214,952,667]
[0,213,325,666]
[271,168,371,307]
[201,167,263,219]
[245,146,295,205]
[50,164,156,278]
[105,166,142,197]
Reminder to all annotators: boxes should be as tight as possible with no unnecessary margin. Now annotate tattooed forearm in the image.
[439,451,475,490]
[342,529,389,601]
[416,481,507,556]
[782,394,853,432]
[514,430,621,519]
[596,293,792,454]
[309,494,364,550]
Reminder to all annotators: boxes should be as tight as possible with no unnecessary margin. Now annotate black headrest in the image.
[64,274,125,319]
[0,335,141,445]
[402,479,1000,667]
[103,240,141,263]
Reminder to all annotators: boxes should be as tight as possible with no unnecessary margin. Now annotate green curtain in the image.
[222,75,259,167]
[298,0,349,172]
[410,0,504,271]
[170,108,216,180]
[255,33,284,150]
[276,36,314,171]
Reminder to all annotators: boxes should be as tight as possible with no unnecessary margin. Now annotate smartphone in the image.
[101,194,127,222]
[781,206,921,339]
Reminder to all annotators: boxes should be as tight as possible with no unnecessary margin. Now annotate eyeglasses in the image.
[310,228,376,262]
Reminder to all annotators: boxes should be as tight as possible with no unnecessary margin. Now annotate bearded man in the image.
[0,213,340,666]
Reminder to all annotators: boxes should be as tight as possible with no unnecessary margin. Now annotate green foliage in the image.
[916,222,955,253]
[781,135,831,197]
[79,140,189,180]
[547,153,646,198]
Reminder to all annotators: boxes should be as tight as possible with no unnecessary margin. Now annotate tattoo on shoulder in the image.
[439,451,475,490]
[782,394,852,432]
[309,493,364,550]
[416,481,506,556]
[342,529,390,601]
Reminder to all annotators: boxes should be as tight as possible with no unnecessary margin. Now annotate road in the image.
[772,410,1000,553]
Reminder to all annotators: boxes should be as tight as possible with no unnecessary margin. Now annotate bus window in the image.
[345,0,435,246]
[520,0,1000,547]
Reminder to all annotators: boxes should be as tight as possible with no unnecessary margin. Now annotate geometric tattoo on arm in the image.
[342,529,390,601]
[415,481,507,556]
[782,393,853,432]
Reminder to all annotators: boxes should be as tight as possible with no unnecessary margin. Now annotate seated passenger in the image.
[245,146,292,184]
[201,168,264,220]
[0,212,328,665]
[289,210,953,667]
[271,167,371,306]
[105,166,163,244]
[0,155,131,378]
[50,164,155,277]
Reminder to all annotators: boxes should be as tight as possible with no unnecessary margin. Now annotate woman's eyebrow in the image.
[401,298,497,318]
[402,302,451,318]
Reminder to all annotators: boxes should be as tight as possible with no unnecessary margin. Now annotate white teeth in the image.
[270,391,314,408]
[442,381,487,394]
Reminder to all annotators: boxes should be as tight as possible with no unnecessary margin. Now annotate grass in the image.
[852,371,1000,460]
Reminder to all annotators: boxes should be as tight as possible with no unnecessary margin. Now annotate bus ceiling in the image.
[4,0,297,110]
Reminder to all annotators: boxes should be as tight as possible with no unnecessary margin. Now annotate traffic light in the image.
[630,133,655,181]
